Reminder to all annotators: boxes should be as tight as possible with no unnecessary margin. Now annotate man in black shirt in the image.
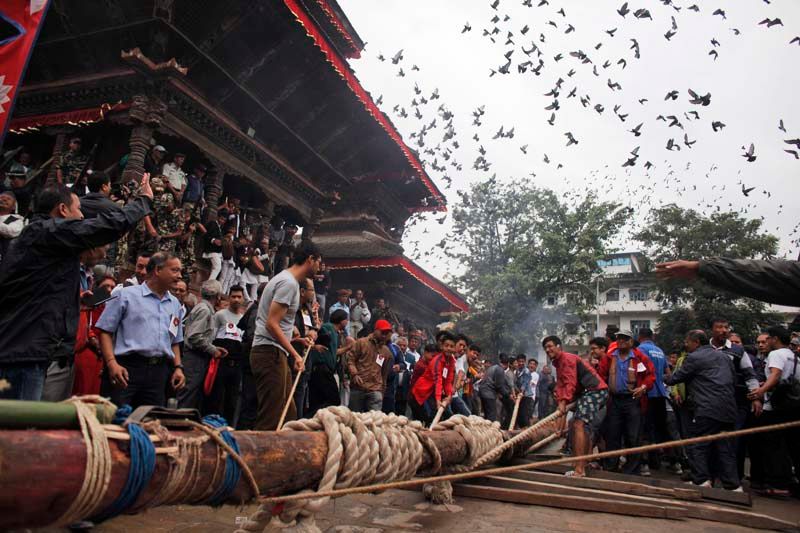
[0,177,153,400]
[80,173,121,219]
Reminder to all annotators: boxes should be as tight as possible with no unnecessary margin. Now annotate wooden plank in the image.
[504,470,703,501]
[452,483,688,520]
[473,476,691,510]
[469,476,797,531]
[512,458,752,507]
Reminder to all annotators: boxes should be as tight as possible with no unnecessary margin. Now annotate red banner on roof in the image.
[0,0,51,144]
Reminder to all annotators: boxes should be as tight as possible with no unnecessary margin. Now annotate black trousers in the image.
[604,394,642,474]
[481,395,498,423]
[517,397,534,428]
[236,350,258,430]
[500,396,515,429]
[687,415,739,489]
[101,355,171,409]
[756,410,799,490]
[308,365,340,417]
[645,396,676,467]
[205,359,242,425]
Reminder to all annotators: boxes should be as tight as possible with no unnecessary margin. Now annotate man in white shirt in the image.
[349,289,371,338]
[528,358,540,416]
[162,153,187,202]
[748,326,799,496]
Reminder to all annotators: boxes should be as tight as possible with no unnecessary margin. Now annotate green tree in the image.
[447,178,629,354]
[634,204,783,350]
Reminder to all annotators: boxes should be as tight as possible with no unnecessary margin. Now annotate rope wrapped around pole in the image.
[257,419,800,507]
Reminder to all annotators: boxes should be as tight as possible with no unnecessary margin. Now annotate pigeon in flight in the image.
[713,8,726,19]
[708,49,719,60]
[785,139,800,149]
[462,22,472,33]
[741,184,756,196]
[618,2,630,17]
[711,121,726,132]
[791,37,800,45]
[741,143,756,162]
[391,49,404,64]
[490,0,499,10]
[565,132,578,146]
[634,8,652,20]
[606,28,618,37]
[779,120,787,132]
[630,123,643,136]
[759,18,783,28]
[688,89,711,106]
[665,90,679,100]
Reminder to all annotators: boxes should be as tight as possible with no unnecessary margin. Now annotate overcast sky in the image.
[338,0,800,281]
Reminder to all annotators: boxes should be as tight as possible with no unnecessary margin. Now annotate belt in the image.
[119,353,169,365]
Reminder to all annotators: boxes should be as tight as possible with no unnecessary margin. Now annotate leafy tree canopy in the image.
[447,178,629,354]
[634,204,782,349]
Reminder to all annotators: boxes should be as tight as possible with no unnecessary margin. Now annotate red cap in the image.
[375,319,392,332]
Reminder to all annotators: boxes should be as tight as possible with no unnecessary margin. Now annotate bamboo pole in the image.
[277,343,313,431]
[507,395,522,430]
[430,406,445,427]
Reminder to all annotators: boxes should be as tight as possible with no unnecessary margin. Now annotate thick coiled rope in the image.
[235,407,504,533]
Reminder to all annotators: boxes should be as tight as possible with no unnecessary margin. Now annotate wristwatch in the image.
[173,363,185,370]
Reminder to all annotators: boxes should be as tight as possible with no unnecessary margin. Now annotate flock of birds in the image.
[358,0,800,260]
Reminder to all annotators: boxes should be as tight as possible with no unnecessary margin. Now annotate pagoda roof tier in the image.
[17,0,444,213]
[326,256,469,314]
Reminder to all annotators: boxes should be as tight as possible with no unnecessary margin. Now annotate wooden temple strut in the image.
[0,420,555,529]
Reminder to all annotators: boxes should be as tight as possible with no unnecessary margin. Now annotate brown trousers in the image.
[251,344,295,430]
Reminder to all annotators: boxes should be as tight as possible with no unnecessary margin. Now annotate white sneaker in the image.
[730,486,744,492]
[640,465,651,477]
[699,480,712,488]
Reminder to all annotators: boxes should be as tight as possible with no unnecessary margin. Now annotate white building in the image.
[595,252,662,337]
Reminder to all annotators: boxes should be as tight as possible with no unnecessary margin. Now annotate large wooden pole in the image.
[0,423,548,530]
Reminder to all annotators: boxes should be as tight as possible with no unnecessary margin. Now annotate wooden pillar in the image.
[45,126,72,185]
[121,94,166,183]
[302,207,325,244]
[203,161,233,223]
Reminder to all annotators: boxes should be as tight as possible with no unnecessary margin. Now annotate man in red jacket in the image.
[597,329,655,475]
[543,335,608,477]
[409,331,457,425]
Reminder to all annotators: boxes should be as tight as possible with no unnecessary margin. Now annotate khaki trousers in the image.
[251,344,294,430]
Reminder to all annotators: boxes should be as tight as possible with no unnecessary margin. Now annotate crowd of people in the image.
[0,143,798,499]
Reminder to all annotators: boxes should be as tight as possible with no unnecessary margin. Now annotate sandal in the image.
[761,488,791,500]
[565,470,586,478]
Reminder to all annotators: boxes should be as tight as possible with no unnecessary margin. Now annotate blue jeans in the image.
[450,395,472,416]
[0,362,47,400]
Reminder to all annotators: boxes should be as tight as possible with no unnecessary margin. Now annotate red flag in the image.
[0,0,50,144]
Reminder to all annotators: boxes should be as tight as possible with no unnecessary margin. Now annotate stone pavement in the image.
[87,487,798,533]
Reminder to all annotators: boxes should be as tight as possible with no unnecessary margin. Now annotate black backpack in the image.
[770,353,800,412]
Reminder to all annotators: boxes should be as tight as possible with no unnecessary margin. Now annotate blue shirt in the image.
[328,301,350,319]
[612,350,634,394]
[183,174,204,203]
[96,283,184,358]
[638,340,669,398]
[515,367,534,397]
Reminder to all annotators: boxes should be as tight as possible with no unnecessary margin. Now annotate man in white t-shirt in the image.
[748,326,799,496]
[449,333,472,416]
[528,358,540,416]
